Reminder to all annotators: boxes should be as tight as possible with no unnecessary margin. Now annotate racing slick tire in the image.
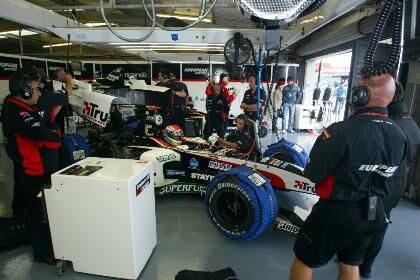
[205,166,278,240]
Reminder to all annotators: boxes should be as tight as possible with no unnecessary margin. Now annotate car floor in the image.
[1,131,419,280]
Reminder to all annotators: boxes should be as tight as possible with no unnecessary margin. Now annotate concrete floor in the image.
[1,131,419,280]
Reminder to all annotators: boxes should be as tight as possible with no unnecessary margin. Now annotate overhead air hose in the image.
[364,0,404,77]
[298,0,328,18]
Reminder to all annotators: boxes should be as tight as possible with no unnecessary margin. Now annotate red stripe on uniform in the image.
[7,98,35,112]
[316,175,336,199]
[15,134,44,176]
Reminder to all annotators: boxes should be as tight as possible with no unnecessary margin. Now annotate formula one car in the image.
[88,120,318,239]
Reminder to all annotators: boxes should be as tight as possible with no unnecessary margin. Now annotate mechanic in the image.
[334,78,348,120]
[240,74,266,121]
[163,72,188,130]
[205,75,215,96]
[217,114,256,156]
[289,72,407,280]
[272,79,285,132]
[205,83,230,138]
[281,77,301,134]
[359,81,420,279]
[44,68,73,132]
[0,71,62,265]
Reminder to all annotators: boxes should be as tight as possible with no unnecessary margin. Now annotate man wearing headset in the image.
[289,72,407,280]
[217,114,255,155]
[1,71,62,265]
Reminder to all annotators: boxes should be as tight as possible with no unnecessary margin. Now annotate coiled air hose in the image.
[364,0,403,77]
[298,0,327,18]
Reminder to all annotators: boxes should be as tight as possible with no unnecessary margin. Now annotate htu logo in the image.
[83,101,109,125]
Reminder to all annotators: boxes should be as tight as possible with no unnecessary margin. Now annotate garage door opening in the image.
[304,51,352,127]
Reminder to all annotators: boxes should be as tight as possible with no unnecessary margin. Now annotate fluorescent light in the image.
[118,45,224,49]
[0,29,38,37]
[110,42,224,46]
[156,13,212,23]
[380,38,392,44]
[125,48,224,52]
[0,36,6,39]
[85,22,113,27]
[49,9,83,12]
[42,43,73,48]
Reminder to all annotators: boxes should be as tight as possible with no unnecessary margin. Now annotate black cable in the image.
[364,0,403,77]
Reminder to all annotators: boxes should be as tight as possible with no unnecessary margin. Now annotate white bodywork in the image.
[45,158,156,279]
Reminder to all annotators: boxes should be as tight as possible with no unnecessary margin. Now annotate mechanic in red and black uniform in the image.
[0,71,61,265]
[217,114,256,157]
[205,83,229,138]
[290,73,407,280]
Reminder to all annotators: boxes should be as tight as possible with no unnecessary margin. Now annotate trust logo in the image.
[83,101,109,124]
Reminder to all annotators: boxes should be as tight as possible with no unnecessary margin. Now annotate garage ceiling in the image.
[0,0,379,61]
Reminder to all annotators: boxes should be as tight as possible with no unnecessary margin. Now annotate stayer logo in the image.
[190,173,214,181]
[83,101,109,125]
[294,180,316,193]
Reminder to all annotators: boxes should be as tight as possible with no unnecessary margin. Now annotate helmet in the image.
[163,125,184,146]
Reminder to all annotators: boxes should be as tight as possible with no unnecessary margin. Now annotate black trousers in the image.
[172,106,186,131]
[360,209,391,272]
[14,173,53,259]
[205,116,226,139]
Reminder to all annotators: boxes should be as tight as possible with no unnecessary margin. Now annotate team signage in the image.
[0,56,19,78]
[182,64,209,80]
[136,174,151,197]
[152,63,180,80]
[211,64,227,81]
[100,64,151,82]
[70,90,116,127]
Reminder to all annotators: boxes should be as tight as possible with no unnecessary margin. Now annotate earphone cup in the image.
[20,85,33,100]
[351,86,370,107]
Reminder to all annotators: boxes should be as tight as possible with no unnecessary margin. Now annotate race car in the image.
[88,121,319,239]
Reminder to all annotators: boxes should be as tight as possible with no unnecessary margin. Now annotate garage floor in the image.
[1,132,419,280]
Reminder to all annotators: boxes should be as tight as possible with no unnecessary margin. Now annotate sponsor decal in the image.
[156,183,206,196]
[19,111,30,118]
[31,122,40,127]
[358,164,398,178]
[156,153,177,162]
[38,111,45,118]
[294,180,316,193]
[292,144,304,153]
[0,62,18,71]
[83,101,109,127]
[260,157,270,163]
[190,172,214,181]
[166,170,185,176]
[268,159,283,167]
[125,72,148,79]
[190,157,199,169]
[136,174,151,197]
[208,161,232,171]
[275,218,300,235]
[72,150,86,161]
[183,67,209,75]
[24,116,34,122]
[247,172,266,186]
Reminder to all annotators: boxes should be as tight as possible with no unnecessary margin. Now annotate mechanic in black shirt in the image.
[1,71,61,265]
[290,72,407,280]
[359,81,420,278]
[240,74,266,121]
[217,114,255,155]
[205,83,230,138]
[164,72,188,130]
[44,68,73,132]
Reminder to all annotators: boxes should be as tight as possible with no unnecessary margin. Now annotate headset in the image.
[350,85,371,107]
[10,72,33,100]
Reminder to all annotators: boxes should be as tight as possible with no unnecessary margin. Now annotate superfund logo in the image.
[83,101,109,126]
[294,180,316,194]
